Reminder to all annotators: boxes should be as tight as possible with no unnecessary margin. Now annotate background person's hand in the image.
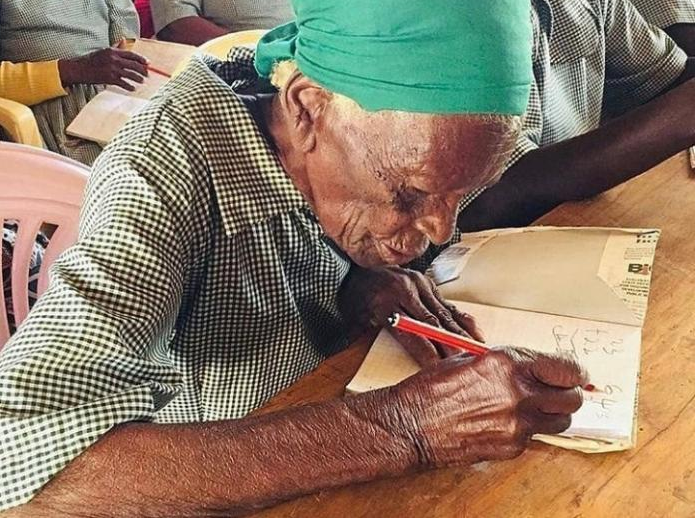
[339,266,485,366]
[58,47,149,91]
[365,347,586,468]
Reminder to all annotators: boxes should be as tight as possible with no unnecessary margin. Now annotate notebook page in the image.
[346,329,420,393]
[66,91,150,146]
[347,301,641,446]
[130,39,196,76]
[451,301,641,440]
[67,39,195,145]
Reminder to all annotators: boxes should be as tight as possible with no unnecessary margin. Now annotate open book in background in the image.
[347,227,661,453]
[66,39,196,146]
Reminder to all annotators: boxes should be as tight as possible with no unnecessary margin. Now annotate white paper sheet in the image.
[347,301,641,450]
[348,228,658,453]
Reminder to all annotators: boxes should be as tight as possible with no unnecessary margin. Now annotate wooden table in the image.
[251,153,695,518]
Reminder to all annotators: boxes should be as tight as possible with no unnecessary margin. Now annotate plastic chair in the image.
[0,98,43,147]
[172,29,267,77]
[0,142,89,346]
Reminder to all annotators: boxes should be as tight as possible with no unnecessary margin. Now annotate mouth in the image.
[375,240,422,265]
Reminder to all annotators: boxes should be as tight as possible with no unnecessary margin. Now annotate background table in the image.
[250,152,695,518]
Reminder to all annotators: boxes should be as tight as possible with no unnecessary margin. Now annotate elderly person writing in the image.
[0,1,585,516]
[0,0,146,165]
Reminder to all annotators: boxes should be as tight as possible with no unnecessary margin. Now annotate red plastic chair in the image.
[0,143,89,347]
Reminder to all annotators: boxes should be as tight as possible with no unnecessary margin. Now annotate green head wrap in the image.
[255,1,533,115]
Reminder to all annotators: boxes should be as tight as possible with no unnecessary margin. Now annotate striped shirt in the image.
[0,48,350,511]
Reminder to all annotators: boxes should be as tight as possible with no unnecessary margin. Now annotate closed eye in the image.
[394,186,428,212]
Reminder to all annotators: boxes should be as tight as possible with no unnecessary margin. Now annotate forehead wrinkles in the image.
[429,117,515,184]
[356,114,436,183]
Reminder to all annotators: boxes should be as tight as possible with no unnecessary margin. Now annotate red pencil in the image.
[148,65,171,78]
[388,312,597,392]
[388,313,488,355]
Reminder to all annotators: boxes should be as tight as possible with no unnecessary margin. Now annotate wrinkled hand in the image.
[370,348,585,468]
[339,266,485,366]
[58,47,149,91]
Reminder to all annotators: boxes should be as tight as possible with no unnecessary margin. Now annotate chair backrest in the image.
[0,98,43,147]
[172,29,267,77]
[0,143,89,346]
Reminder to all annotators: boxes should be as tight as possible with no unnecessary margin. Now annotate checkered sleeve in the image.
[106,0,141,44]
[150,0,202,34]
[505,77,542,171]
[0,110,195,511]
[629,0,695,29]
[603,0,688,113]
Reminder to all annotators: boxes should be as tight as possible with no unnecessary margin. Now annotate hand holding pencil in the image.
[379,343,586,468]
[389,312,595,392]
[338,266,485,365]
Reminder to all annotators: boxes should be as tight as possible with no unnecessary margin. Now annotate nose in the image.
[414,209,457,246]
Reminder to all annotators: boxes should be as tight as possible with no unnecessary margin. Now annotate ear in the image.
[282,72,332,153]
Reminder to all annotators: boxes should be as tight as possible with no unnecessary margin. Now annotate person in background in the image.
[0,0,145,165]
[0,1,586,516]
[455,0,695,235]
[152,0,293,46]
[630,0,695,55]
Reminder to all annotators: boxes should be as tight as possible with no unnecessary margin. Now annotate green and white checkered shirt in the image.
[150,0,293,33]
[0,48,351,511]
[460,0,688,211]
[512,0,687,165]
[629,0,695,29]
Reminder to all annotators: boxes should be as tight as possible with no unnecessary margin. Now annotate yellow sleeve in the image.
[0,60,67,106]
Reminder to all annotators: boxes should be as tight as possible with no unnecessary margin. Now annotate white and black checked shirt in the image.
[630,0,695,29]
[0,48,352,511]
[509,0,688,166]
[150,0,293,33]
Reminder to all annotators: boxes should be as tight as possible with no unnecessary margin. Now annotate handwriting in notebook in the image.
[552,325,626,359]
[583,384,624,421]
[550,324,630,422]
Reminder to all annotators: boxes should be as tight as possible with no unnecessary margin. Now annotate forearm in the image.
[156,16,230,46]
[459,78,695,231]
[0,61,66,105]
[6,391,418,518]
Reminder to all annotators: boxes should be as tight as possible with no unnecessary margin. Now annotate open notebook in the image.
[347,227,661,453]
[66,39,196,146]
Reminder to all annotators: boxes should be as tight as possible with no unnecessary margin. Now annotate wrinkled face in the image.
[303,103,517,267]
